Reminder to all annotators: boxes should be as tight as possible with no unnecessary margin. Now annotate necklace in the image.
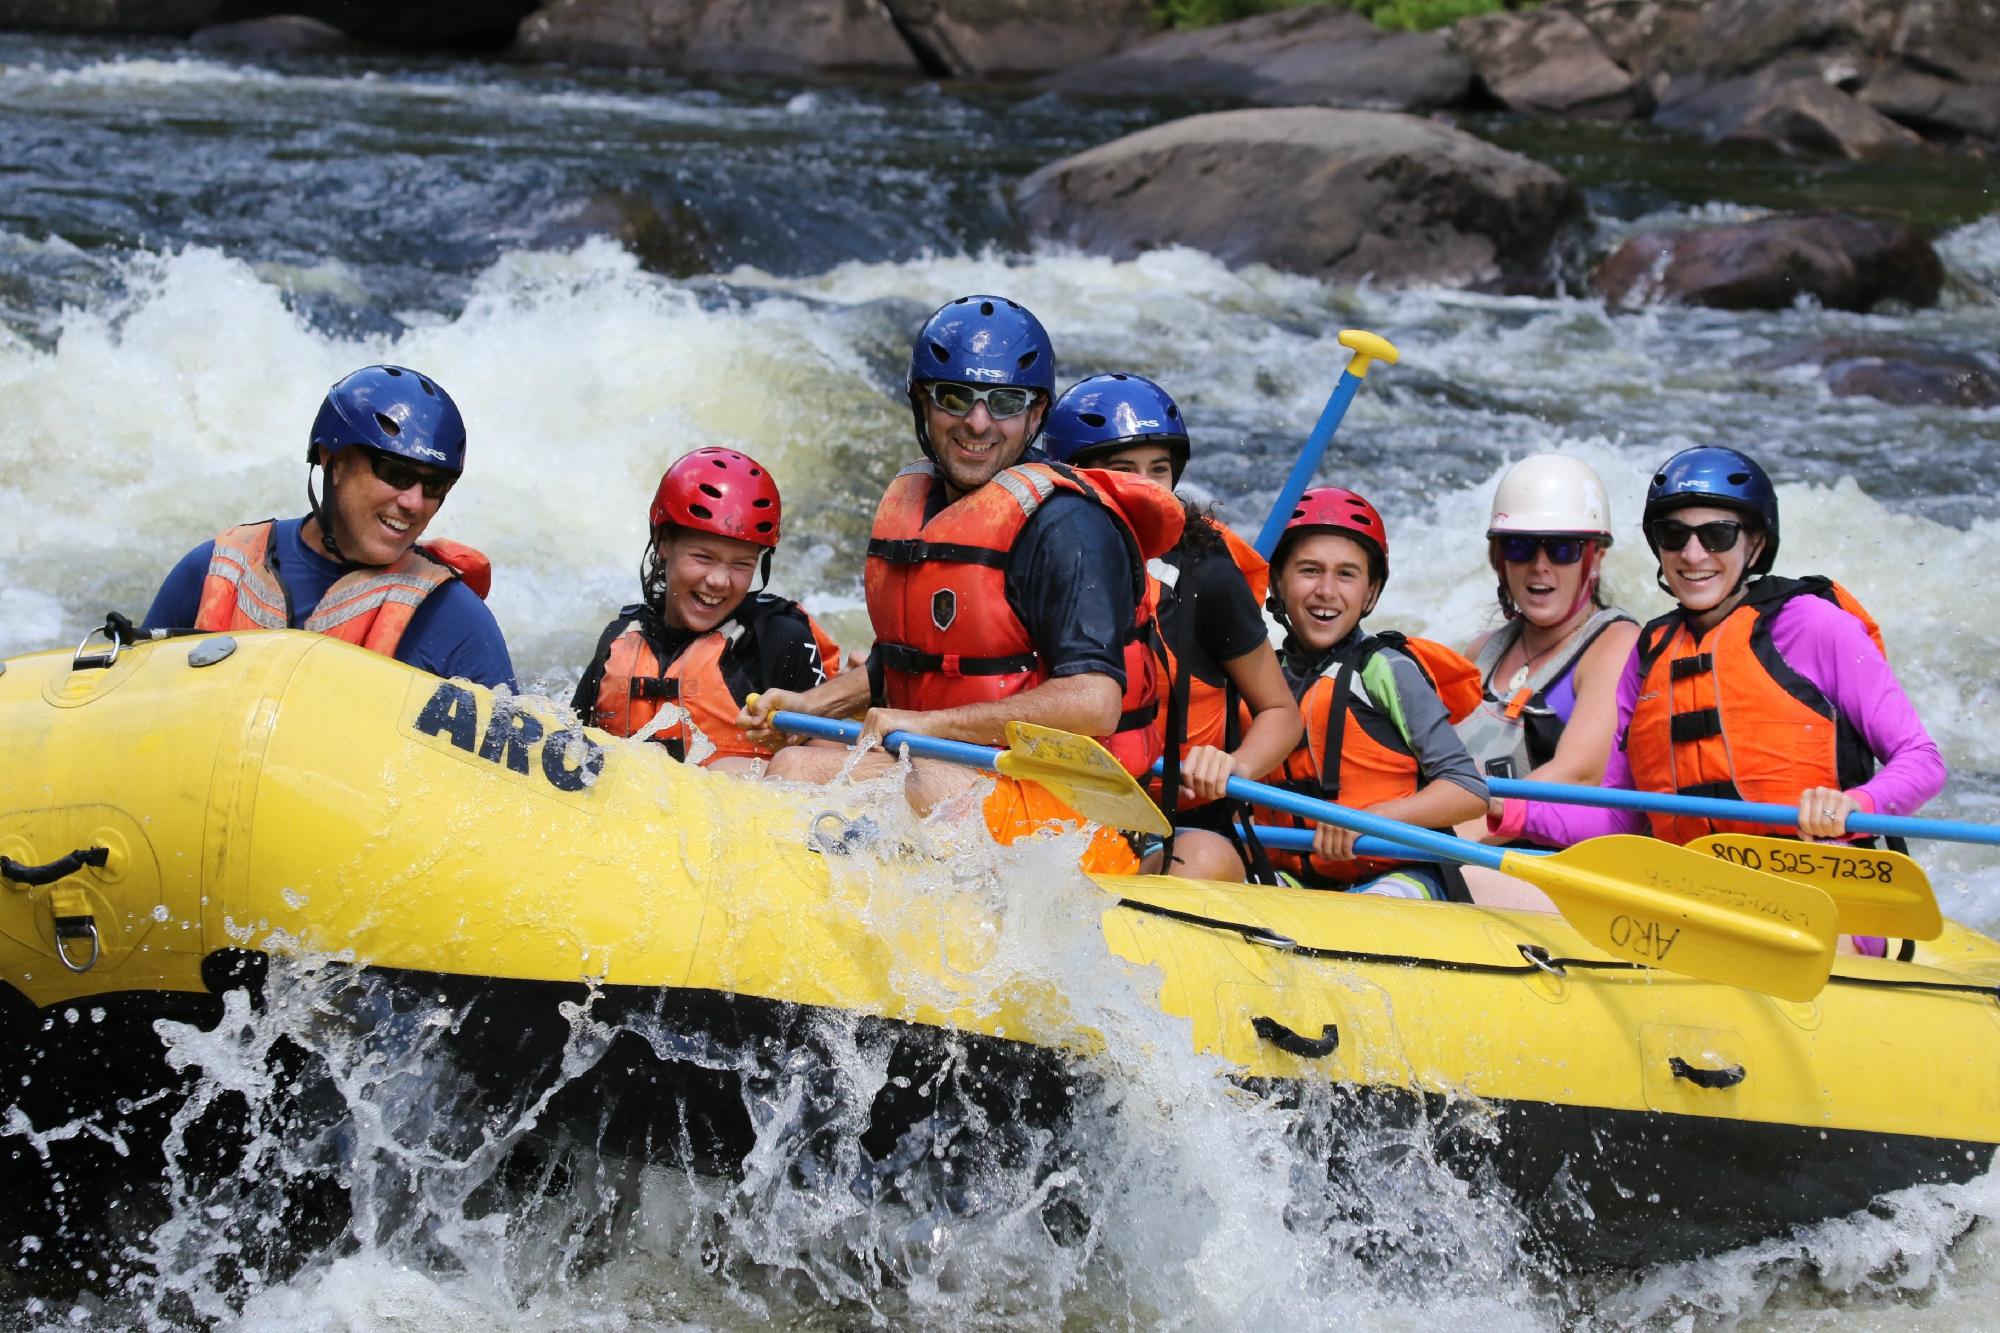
[1504,621,1582,693]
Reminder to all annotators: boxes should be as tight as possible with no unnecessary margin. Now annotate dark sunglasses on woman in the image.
[361,447,456,500]
[1497,535,1587,565]
[1649,518,1744,555]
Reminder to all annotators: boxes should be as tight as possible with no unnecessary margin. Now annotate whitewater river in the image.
[3,29,2000,1331]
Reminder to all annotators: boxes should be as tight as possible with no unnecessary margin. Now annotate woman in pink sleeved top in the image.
[1488,447,1946,950]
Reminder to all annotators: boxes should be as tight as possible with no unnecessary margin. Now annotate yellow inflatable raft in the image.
[3,629,1998,1269]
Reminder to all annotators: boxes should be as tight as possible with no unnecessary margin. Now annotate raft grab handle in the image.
[1,846,109,887]
[1251,1016,1340,1059]
[1668,1056,1746,1090]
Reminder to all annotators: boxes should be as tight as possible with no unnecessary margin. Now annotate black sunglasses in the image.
[360,447,455,501]
[1497,535,1586,566]
[1649,518,1744,555]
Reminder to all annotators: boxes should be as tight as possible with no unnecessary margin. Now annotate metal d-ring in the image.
[72,622,126,671]
[54,920,100,973]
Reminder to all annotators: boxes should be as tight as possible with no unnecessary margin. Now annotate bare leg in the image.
[763,740,981,817]
[1167,828,1246,883]
[1459,865,1557,912]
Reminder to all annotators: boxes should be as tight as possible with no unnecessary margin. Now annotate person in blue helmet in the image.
[742,296,1183,874]
[1486,446,1944,950]
[143,364,515,689]
[1042,372,1301,882]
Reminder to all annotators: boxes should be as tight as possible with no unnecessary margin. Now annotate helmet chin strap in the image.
[306,461,348,564]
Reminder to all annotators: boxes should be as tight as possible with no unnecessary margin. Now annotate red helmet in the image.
[649,448,782,548]
[1277,486,1388,578]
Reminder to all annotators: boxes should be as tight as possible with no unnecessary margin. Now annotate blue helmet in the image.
[309,364,467,475]
[1643,446,1779,574]
[906,295,1055,397]
[1043,373,1191,483]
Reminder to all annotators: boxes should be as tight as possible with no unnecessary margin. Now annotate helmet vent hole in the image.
[1652,473,1667,486]
[1017,350,1040,370]
[753,497,772,508]
[374,412,401,436]
[689,503,714,520]
[755,521,774,533]
[980,301,995,316]
[384,367,403,377]
[929,341,950,364]
[748,465,761,475]
[699,483,724,499]
[1166,405,1179,420]
[1727,472,1750,484]
[1111,373,1128,380]
[1079,412,1106,427]
[418,378,435,396]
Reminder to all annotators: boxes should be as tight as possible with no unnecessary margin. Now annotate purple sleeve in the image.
[1766,596,1946,816]
[1519,644,1649,846]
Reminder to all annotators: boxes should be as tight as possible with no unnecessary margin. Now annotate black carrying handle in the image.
[1668,1055,1747,1090]
[1252,1016,1340,1059]
[1,847,109,887]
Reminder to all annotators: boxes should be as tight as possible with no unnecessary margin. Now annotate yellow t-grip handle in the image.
[1337,329,1400,380]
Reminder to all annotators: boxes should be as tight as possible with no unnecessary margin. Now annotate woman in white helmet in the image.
[1456,455,1638,792]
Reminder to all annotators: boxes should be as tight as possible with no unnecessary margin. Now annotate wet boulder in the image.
[1018,108,1582,293]
[1860,64,2000,142]
[1755,339,2000,407]
[1656,67,1927,158]
[1666,0,1897,83]
[1451,7,1645,118]
[514,0,923,76]
[537,190,724,278]
[190,16,361,54]
[1888,0,2000,85]
[1038,7,1473,112]
[879,0,1153,79]
[1592,213,1945,312]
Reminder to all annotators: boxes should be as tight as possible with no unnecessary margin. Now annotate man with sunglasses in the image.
[142,364,515,689]
[744,295,1182,872]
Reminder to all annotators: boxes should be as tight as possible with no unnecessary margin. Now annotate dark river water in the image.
[3,28,2000,1331]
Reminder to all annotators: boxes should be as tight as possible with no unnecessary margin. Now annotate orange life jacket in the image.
[1266,632,1481,885]
[586,598,842,764]
[1150,515,1272,801]
[1623,575,1887,845]
[194,520,490,658]
[864,459,1184,777]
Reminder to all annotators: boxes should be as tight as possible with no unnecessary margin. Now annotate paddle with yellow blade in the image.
[1690,834,1940,940]
[769,705,1836,999]
[759,707,1171,836]
[1216,773,1837,1001]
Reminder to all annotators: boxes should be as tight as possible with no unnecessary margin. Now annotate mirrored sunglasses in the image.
[362,447,455,500]
[1649,518,1743,555]
[1498,535,1586,566]
[926,381,1037,420]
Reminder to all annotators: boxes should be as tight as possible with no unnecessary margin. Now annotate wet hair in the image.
[640,524,675,613]
[1170,498,1229,567]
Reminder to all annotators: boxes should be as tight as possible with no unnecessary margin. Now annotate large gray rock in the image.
[880,0,1152,78]
[1451,8,1644,118]
[1658,69,1927,157]
[190,15,361,54]
[514,0,922,75]
[1568,0,1705,91]
[1039,7,1473,111]
[1018,109,1582,292]
[0,0,220,33]
[1890,0,2000,84]
[1670,0,1896,82]
[1862,63,2000,140]
[1593,213,1945,311]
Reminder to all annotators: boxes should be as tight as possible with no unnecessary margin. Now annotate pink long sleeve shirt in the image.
[1497,592,1947,847]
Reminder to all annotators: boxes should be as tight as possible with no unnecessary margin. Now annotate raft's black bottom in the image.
[3,955,1993,1294]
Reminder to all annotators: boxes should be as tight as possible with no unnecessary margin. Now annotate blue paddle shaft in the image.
[1490,778,2000,849]
[1253,369,1366,558]
[770,709,1002,771]
[1221,775,1508,870]
[1239,824,1549,862]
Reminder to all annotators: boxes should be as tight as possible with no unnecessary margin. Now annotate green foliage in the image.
[1153,0,1523,33]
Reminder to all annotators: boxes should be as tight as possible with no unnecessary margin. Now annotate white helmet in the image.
[1486,454,1614,543]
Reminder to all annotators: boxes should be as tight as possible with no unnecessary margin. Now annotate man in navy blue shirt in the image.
[144,365,514,690]
[742,298,1175,869]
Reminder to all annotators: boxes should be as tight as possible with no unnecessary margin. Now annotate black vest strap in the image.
[866,537,1010,569]
[874,642,1040,678]
[1670,652,1713,680]
[1670,707,1722,742]
[1678,779,1741,800]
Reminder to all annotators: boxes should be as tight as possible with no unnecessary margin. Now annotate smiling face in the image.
[922,387,1045,498]
[656,528,765,633]
[322,445,448,567]
[1277,531,1382,654]
[1655,503,1766,618]
[1499,538,1594,629]
[1091,442,1177,491]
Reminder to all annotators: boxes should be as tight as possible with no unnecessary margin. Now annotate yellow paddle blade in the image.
[1501,835,1837,1002]
[996,722,1172,837]
[1691,834,1941,940]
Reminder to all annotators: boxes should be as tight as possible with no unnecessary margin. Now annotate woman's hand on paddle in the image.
[1177,745,1237,804]
[1797,786,1860,841]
